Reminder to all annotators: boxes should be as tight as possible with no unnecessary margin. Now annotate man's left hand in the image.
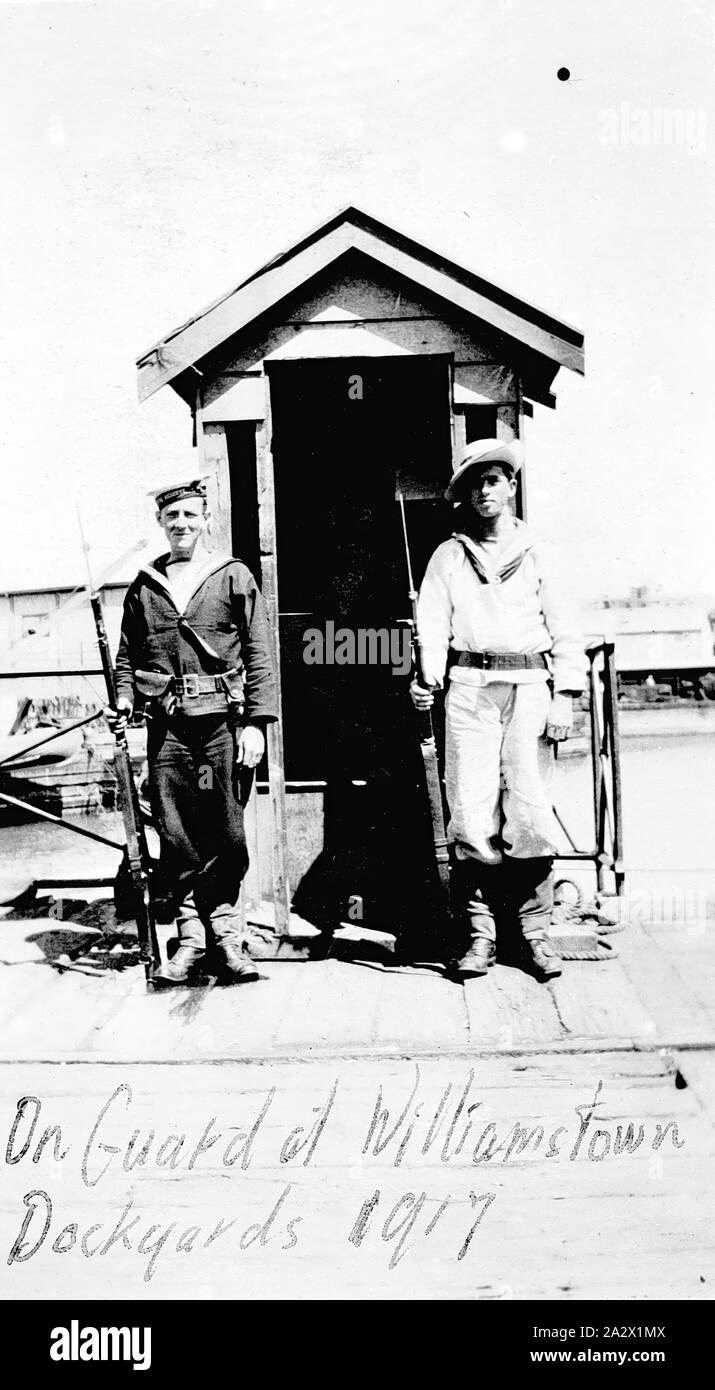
[546,693,573,743]
[236,724,265,768]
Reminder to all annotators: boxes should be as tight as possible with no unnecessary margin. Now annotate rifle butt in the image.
[112,744,160,974]
[419,733,451,906]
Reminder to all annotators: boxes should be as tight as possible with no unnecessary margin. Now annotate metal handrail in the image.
[553,640,625,898]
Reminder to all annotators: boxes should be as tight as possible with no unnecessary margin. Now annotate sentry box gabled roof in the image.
[136,205,584,406]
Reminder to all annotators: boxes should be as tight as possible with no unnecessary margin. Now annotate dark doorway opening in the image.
[267,355,454,940]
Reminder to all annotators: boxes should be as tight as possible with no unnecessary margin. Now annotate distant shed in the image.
[593,601,715,674]
[136,206,585,936]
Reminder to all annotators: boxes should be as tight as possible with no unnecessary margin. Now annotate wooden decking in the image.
[0,910,711,1061]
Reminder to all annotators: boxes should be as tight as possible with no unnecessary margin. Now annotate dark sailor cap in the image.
[148,474,211,510]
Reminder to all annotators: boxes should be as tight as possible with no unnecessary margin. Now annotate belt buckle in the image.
[483,652,495,670]
[181,673,201,699]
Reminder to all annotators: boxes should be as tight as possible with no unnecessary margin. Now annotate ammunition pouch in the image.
[217,669,246,706]
[135,670,173,699]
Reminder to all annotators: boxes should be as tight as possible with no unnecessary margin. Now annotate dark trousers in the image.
[148,713,249,933]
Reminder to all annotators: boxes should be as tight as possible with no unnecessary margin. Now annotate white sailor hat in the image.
[148,473,211,510]
[444,438,523,502]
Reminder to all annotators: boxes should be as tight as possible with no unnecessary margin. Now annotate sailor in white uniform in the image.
[410,439,585,979]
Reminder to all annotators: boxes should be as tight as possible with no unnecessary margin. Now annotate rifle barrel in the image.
[398,494,451,906]
[77,511,159,980]
[398,494,431,690]
[89,593,119,707]
[397,493,416,596]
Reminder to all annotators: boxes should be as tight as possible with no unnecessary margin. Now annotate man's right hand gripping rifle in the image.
[410,676,437,712]
[105,696,133,734]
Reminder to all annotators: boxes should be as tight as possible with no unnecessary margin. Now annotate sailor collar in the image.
[139,553,234,614]
[452,521,534,586]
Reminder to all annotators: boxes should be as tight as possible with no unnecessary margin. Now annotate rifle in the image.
[398,494,451,907]
[78,513,160,986]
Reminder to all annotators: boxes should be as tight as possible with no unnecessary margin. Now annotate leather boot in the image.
[214,939,260,984]
[153,897,207,986]
[523,937,562,980]
[453,860,500,978]
[210,905,260,984]
[455,937,496,977]
[504,857,562,980]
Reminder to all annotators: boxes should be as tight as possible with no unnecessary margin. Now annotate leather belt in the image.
[135,667,244,718]
[173,673,232,698]
[448,650,549,671]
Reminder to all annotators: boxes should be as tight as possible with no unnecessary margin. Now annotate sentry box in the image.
[136,207,588,942]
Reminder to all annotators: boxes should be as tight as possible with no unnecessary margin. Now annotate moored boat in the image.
[0,723,147,815]
[0,726,84,767]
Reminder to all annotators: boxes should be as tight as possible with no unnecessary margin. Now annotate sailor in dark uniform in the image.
[108,473,278,985]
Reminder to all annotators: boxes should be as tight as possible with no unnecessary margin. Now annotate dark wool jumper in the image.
[115,555,278,723]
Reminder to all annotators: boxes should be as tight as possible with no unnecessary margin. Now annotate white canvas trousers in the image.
[445,679,558,865]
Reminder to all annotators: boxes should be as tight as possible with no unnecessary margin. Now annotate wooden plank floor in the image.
[0,914,713,1060]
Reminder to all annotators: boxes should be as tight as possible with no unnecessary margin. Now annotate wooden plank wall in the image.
[198,419,233,553]
[205,273,515,413]
[255,416,291,934]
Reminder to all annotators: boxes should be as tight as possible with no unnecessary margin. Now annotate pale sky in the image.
[1,0,713,603]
